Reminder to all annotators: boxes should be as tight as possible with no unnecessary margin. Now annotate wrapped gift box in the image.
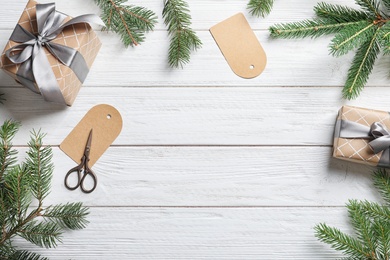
[333,105,390,167]
[0,0,102,106]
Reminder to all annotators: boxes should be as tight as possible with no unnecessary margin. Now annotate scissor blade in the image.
[85,129,93,154]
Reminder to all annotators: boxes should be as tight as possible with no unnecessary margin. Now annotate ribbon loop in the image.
[368,122,390,154]
[5,2,103,105]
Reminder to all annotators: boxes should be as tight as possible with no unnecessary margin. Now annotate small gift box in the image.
[333,105,390,167]
[0,0,102,106]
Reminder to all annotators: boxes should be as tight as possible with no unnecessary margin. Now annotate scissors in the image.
[64,129,97,193]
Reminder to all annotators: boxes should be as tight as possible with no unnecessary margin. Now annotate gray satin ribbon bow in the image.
[338,120,390,167]
[5,3,102,105]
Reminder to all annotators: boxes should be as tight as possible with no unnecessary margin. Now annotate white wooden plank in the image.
[14,207,350,259]
[1,29,388,88]
[0,0,362,30]
[2,87,390,146]
[10,146,377,207]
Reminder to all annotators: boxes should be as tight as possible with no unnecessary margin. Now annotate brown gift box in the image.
[333,105,390,167]
[0,0,101,106]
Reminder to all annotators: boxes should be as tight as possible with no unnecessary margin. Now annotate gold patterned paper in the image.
[333,106,390,166]
[0,0,101,106]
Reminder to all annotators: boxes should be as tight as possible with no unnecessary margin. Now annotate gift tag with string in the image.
[210,13,267,79]
[60,104,123,167]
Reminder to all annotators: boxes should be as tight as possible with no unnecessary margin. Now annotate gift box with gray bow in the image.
[333,105,390,167]
[0,0,102,106]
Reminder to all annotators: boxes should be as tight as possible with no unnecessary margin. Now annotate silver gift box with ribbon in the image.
[0,0,102,106]
[333,105,390,168]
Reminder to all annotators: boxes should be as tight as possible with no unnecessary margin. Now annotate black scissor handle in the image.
[79,169,97,194]
[64,166,82,190]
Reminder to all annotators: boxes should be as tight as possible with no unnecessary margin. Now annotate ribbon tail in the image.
[46,42,89,82]
[16,59,39,94]
[32,45,66,105]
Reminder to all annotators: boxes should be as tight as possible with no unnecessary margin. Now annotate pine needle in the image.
[163,0,202,68]
[247,0,275,18]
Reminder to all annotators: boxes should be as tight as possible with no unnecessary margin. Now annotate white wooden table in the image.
[1,0,388,259]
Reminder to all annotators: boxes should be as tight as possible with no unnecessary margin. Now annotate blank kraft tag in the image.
[210,13,267,79]
[60,104,123,167]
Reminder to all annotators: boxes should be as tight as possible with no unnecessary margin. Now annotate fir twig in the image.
[25,130,53,205]
[43,202,89,230]
[374,169,390,205]
[247,0,275,18]
[0,120,89,258]
[343,30,381,99]
[315,169,390,258]
[8,250,49,260]
[163,0,202,68]
[0,120,20,180]
[94,0,157,47]
[269,1,390,99]
[315,223,371,258]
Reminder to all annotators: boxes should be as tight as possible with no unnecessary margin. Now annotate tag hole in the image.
[107,114,111,119]
[249,65,255,70]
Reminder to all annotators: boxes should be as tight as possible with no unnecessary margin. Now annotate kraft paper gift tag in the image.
[60,104,123,167]
[210,13,267,79]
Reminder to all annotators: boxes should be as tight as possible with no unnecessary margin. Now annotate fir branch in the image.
[0,120,20,180]
[43,202,89,230]
[356,200,390,221]
[0,122,89,257]
[347,200,377,254]
[315,171,390,258]
[315,223,372,258]
[3,166,32,226]
[373,169,390,205]
[24,130,53,205]
[8,251,49,260]
[163,0,202,68]
[94,0,157,47]
[343,28,380,99]
[314,2,370,23]
[372,218,390,258]
[269,0,390,99]
[270,19,364,39]
[247,0,275,18]
[17,221,61,248]
[330,21,376,56]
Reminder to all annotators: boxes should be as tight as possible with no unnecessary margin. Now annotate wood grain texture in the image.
[2,87,390,146]
[14,207,349,259]
[0,0,386,258]
[14,146,374,207]
[0,0,361,30]
[2,29,390,88]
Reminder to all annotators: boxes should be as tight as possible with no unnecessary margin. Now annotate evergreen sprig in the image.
[270,1,390,99]
[162,0,202,68]
[94,0,157,47]
[315,169,390,258]
[247,0,275,18]
[0,120,89,259]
